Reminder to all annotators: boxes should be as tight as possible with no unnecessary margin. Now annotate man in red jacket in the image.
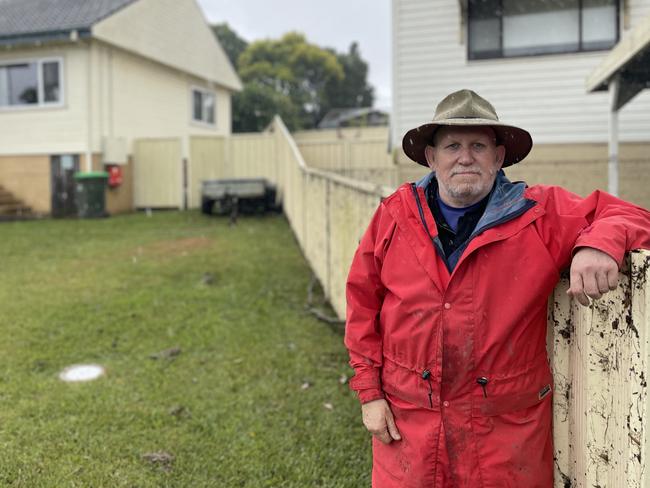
[344,89,650,487]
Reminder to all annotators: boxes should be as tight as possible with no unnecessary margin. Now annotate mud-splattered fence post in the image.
[549,249,650,487]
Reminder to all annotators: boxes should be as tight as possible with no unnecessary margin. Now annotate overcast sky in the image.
[195,0,392,110]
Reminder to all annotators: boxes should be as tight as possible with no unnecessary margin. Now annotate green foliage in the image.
[324,42,374,111]
[211,22,248,68]
[232,83,300,133]
[214,24,376,132]
[238,32,344,130]
[0,213,371,486]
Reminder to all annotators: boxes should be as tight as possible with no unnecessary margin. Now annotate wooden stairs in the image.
[0,185,35,220]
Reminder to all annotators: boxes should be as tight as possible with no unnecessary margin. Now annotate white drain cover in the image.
[59,364,105,382]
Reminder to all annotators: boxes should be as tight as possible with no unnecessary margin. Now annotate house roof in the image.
[0,0,242,91]
[0,0,137,44]
[587,13,650,110]
[318,107,389,129]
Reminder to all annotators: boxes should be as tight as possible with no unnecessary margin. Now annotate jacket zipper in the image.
[411,183,537,269]
[477,376,489,398]
[410,184,446,259]
[411,183,528,405]
[421,369,433,408]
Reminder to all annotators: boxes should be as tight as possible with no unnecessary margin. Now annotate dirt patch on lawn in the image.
[132,236,212,259]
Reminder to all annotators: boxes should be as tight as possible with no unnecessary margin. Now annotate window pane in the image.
[0,63,38,106]
[469,0,501,58]
[60,154,75,170]
[204,93,215,124]
[42,61,61,103]
[193,90,203,121]
[582,0,617,50]
[503,0,579,56]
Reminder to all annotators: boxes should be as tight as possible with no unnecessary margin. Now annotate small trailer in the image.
[200,178,279,219]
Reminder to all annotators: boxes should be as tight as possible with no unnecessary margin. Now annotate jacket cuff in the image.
[358,388,385,404]
[572,241,624,268]
[349,372,381,390]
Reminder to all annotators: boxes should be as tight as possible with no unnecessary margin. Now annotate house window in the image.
[192,87,216,125]
[0,58,63,107]
[468,0,619,60]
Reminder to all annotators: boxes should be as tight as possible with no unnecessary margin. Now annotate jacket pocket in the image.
[471,351,553,417]
[381,356,440,411]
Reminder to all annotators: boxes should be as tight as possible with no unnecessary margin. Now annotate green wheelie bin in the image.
[74,172,109,218]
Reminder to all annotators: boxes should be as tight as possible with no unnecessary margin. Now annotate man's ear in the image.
[424,145,436,170]
[495,145,506,169]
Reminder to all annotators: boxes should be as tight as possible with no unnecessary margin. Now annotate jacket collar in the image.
[474,170,531,233]
[415,170,530,233]
[412,170,537,273]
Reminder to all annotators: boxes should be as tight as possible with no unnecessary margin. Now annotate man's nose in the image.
[457,146,474,164]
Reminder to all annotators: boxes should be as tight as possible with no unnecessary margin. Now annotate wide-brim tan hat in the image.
[402,89,533,168]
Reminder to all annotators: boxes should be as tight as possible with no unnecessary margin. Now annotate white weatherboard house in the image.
[392,0,650,206]
[0,0,241,216]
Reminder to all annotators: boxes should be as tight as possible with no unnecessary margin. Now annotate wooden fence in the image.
[293,126,394,173]
[550,252,650,487]
[133,138,183,208]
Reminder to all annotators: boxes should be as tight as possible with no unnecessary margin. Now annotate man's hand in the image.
[361,398,401,444]
[567,247,619,307]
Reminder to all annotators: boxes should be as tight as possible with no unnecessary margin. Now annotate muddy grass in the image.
[0,211,371,487]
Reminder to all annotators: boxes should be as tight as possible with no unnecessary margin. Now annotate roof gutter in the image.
[0,28,92,48]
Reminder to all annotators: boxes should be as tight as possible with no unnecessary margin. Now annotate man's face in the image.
[424,126,506,207]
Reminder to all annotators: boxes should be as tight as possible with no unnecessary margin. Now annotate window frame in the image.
[0,56,65,111]
[190,86,217,127]
[467,0,621,61]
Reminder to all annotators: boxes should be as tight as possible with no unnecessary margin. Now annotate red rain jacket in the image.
[345,172,650,487]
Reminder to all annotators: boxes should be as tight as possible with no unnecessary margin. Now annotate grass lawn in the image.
[0,211,371,487]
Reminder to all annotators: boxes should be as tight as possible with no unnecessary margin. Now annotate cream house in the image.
[392,0,650,207]
[0,0,241,216]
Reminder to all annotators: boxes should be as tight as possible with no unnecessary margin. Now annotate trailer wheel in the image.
[201,198,214,215]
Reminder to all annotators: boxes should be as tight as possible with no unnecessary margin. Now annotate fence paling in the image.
[183,117,649,487]
[549,251,650,487]
[133,138,183,209]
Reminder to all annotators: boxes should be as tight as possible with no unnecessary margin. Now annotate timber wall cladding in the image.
[133,138,182,208]
[391,0,650,151]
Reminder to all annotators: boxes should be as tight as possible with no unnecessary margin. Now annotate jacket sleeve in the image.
[531,185,650,270]
[344,202,394,404]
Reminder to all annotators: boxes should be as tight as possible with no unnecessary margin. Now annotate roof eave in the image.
[0,29,92,48]
[587,14,650,93]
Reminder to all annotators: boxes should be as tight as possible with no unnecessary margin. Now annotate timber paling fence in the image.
[160,117,650,487]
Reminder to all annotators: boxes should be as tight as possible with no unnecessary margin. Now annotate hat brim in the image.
[402,119,533,168]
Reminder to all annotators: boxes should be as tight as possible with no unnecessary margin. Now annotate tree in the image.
[213,25,376,132]
[324,42,374,110]
[238,32,344,130]
[232,83,300,133]
[211,22,248,69]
